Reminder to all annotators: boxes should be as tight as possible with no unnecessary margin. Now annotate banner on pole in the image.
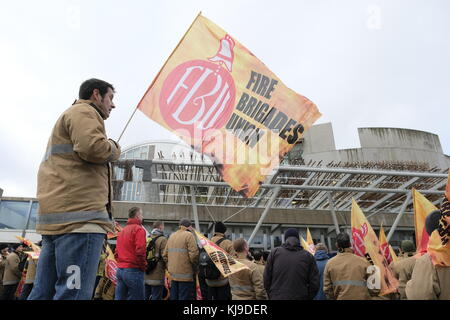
[104,245,118,285]
[137,13,321,198]
[193,229,248,278]
[306,227,316,254]
[378,225,393,264]
[427,172,450,267]
[389,245,398,263]
[412,188,438,256]
[351,199,399,296]
[301,235,315,255]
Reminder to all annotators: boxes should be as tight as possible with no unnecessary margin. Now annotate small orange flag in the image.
[351,199,399,296]
[412,188,438,256]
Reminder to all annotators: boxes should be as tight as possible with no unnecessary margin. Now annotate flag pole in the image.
[117,11,203,143]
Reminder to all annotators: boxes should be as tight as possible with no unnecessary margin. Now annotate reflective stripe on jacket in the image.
[37,99,120,235]
[163,226,199,282]
[145,235,168,284]
[228,254,267,300]
[323,248,372,300]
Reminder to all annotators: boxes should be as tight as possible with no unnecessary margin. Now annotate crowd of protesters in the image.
[0,204,449,300]
[2,78,446,301]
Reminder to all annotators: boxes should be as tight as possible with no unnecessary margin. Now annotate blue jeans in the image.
[115,268,145,300]
[170,281,195,300]
[145,284,165,300]
[28,233,105,300]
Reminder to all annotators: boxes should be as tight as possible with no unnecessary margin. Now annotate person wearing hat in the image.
[389,240,416,300]
[323,232,373,300]
[406,208,450,300]
[263,228,319,300]
[205,221,236,300]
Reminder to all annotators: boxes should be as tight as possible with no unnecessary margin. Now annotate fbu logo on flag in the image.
[159,35,236,137]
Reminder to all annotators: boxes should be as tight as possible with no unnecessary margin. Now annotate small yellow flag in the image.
[412,188,438,256]
[351,199,399,296]
[306,228,316,254]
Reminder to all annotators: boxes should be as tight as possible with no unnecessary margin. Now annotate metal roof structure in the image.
[113,159,448,244]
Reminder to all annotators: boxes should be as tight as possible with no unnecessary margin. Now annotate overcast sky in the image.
[1,0,449,198]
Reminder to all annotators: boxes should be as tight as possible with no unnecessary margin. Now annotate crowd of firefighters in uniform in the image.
[2,203,447,301]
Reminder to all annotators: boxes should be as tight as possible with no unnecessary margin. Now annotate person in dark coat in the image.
[313,243,330,300]
[263,228,319,300]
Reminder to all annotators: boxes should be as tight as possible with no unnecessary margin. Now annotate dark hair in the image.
[79,78,114,100]
[336,232,351,249]
[233,238,247,253]
[153,221,164,229]
[179,218,191,228]
[425,210,441,236]
[252,249,263,261]
[128,207,141,218]
[262,251,269,262]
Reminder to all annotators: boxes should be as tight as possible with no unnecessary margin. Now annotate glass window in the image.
[140,146,149,159]
[26,202,39,230]
[0,200,31,230]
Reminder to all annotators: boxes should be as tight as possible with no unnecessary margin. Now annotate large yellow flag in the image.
[351,199,399,296]
[412,188,438,256]
[306,228,316,254]
[193,229,249,277]
[137,13,321,198]
[378,225,393,264]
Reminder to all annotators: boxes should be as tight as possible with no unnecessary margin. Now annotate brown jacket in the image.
[25,258,38,284]
[389,252,416,299]
[206,232,236,287]
[145,234,168,286]
[255,260,266,279]
[163,226,199,282]
[0,254,7,285]
[2,252,22,285]
[228,253,267,300]
[323,248,372,300]
[37,99,121,235]
[405,253,450,300]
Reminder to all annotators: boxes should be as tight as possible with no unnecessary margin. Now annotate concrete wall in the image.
[301,123,449,169]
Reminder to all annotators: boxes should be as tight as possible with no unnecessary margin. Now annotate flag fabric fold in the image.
[412,188,438,256]
[306,228,316,254]
[193,229,249,278]
[378,225,393,264]
[137,13,321,198]
[351,199,399,296]
[427,170,450,266]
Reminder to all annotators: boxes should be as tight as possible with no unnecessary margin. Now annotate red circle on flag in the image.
[159,59,236,137]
